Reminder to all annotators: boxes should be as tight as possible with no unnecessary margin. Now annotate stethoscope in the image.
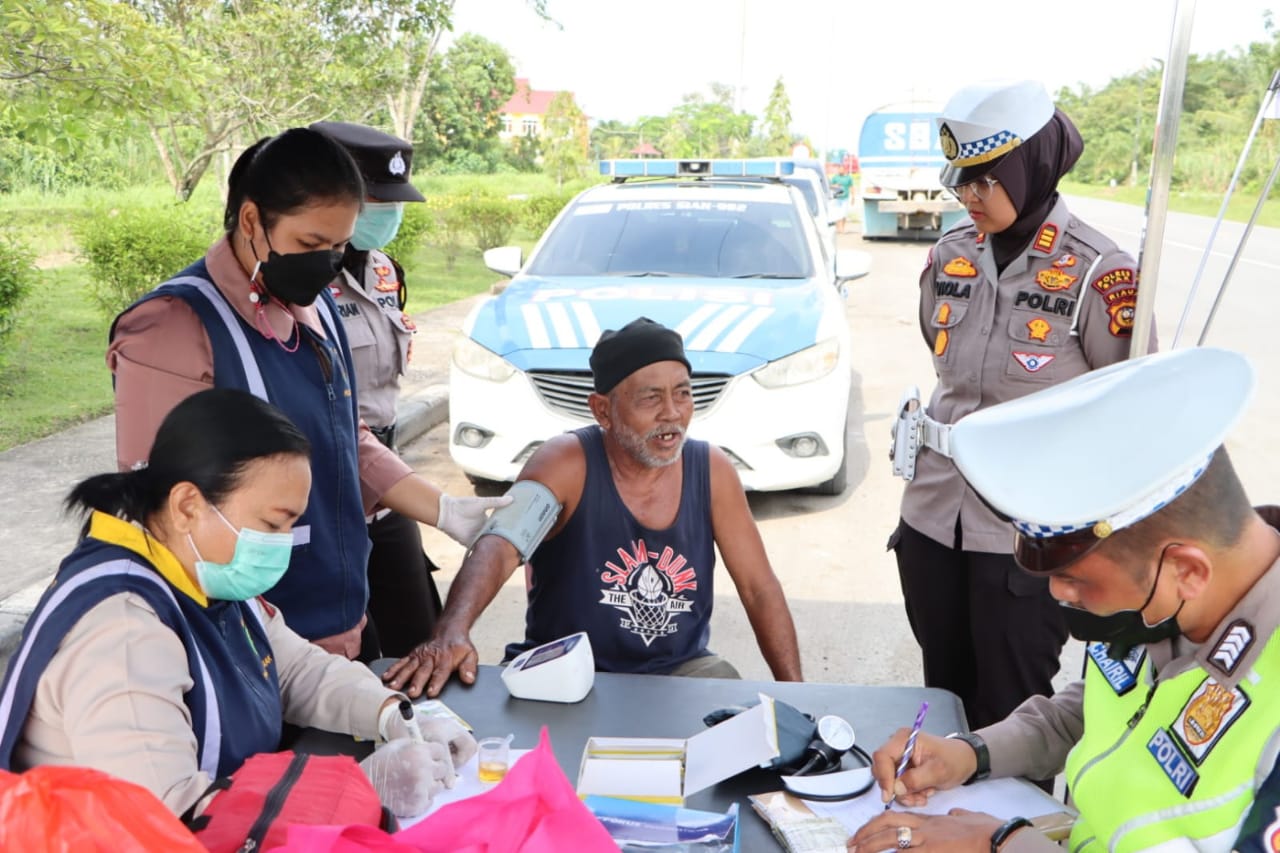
[781,715,877,801]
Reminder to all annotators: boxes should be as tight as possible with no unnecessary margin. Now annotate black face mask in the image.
[251,235,342,307]
[1061,543,1185,659]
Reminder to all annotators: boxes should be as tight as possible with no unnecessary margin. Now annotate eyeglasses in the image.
[946,176,1000,203]
[1014,526,1106,574]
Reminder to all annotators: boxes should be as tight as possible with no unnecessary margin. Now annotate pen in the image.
[885,701,929,811]
[398,699,426,743]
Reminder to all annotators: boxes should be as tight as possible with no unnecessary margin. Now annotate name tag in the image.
[1147,728,1199,797]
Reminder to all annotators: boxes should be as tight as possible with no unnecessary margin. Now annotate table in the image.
[300,663,966,850]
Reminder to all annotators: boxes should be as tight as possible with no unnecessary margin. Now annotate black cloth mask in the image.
[1060,543,1184,659]
[988,108,1084,274]
[251,236,342,307]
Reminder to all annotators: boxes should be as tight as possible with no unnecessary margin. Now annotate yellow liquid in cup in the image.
[478,761,508,783]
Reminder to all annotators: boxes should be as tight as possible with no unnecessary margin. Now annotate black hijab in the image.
[988,108,1084,273]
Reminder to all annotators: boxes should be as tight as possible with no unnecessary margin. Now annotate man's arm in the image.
[381,434,587,698]
[977,679,1084,782]
[708,447,802,681]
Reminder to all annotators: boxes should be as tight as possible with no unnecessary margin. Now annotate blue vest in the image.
[0,537,281,778]
[110,259,371,639]
[509,426,716,673]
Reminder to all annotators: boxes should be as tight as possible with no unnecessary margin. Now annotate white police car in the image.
[449,159,870,494]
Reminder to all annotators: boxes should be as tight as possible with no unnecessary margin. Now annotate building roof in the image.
[630,141,661,156]
[500,78,558,116]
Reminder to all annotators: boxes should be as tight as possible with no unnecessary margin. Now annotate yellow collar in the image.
[88,511,208,607]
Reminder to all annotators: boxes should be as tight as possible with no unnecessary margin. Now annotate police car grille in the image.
[527,371,730,419]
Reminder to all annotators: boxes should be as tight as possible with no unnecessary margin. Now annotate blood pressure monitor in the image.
[500,631,595,703]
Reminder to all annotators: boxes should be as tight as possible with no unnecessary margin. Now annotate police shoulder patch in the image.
[1091,267,1135,294]
[1171,677,1249,765]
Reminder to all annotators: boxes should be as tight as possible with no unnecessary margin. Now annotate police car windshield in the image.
[527,197,814,280]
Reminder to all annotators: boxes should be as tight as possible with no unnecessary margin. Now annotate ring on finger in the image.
[897,825,913,849]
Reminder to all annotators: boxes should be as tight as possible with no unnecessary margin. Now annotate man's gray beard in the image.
[613,421,686,469]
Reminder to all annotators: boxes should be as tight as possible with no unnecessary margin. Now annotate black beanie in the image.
[590,317,692,394]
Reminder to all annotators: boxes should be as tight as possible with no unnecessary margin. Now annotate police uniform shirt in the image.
[901,196,1154,554]
[331,248,416,431]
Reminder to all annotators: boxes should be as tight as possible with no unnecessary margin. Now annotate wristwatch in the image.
[945,731,991,784]
[990,816,1033,852]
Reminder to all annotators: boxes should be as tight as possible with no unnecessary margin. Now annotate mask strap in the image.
[1138,542,1182,624]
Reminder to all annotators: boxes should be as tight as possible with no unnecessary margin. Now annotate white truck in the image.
[858,102,965,239]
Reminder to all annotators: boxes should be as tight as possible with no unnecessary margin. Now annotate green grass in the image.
[399,227,541,313]
[0,266,115,450]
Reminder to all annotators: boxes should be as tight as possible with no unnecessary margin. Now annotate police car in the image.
[449,159,870,494]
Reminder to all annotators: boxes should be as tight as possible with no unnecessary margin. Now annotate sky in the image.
[446,0,1276,154]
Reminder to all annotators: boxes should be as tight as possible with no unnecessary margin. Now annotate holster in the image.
[889,387,953,481]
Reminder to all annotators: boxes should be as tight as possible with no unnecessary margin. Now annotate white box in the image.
[577,694,781,805]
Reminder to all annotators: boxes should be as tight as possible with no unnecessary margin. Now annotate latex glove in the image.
[380,703,476,770]
[436,494,513,547]
[360,738,454,818]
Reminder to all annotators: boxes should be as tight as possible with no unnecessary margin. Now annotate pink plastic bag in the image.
[398,727,616,853]
[278,728,616,853]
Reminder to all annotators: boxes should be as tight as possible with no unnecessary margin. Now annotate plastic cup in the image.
[476,736,511,783]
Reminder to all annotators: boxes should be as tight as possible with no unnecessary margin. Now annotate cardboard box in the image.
[577,693,781,805]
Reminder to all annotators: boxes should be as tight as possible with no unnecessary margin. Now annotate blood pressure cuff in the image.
[474,480,561,562]
[703,699,816,773]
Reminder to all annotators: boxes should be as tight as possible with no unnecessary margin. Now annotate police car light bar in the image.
[599,159,797,180]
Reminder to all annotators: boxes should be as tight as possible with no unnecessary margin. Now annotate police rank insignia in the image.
[1027,318,1051,342]
[1171,678,1249,765]
[373,265,398,293]
[943,257,978,277]
[1035,268,1076,291]
[1208,619,1254,675]
[1033,224,1059,253]
[1012,352,1054,373]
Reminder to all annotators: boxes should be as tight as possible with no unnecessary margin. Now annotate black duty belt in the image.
[369,422,398,450]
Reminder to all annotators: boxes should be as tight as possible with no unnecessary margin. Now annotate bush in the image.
[0,235,36,364]
[430,196,469,271]
[455,193,520,251]
[75,205,217,318]
[520,191,574,237]
[384,200,436,261]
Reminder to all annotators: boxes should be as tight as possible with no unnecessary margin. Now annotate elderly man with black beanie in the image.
[889,79,1159,740]
[383,317,803,699]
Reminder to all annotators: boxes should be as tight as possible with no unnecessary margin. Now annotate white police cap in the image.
[936,79,1055,187]
[950,348,1255,540]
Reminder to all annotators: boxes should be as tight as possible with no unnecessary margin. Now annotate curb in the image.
[0,385,450,675]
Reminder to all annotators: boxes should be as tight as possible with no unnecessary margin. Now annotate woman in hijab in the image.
[889,79,1156,740]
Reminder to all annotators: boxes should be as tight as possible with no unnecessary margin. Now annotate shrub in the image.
[0,235,36,364]
[520,191,574,237]
[455,193,520,251]
[431,196,469,271]
[384,200,436,261]
[75,205,217,318]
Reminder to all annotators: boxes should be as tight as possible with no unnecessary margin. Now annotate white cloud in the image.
[448,0,1275,151]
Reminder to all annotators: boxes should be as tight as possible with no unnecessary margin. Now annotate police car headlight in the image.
[751,338,841,388]
[453,337,516,382]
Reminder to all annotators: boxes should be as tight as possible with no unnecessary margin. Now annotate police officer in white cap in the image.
[889,79,1157,734]
[853,347,1280,853]
[310,120,441,659]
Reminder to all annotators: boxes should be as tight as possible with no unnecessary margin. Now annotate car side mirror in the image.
[484,246,523,277]
[835,249,872,283]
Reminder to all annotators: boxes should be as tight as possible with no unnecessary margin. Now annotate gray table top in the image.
[302,663,966,849]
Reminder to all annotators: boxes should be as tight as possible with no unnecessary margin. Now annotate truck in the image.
[858,102,966,240]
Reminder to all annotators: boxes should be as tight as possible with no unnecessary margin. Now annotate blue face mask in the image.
[350,202,405,251]
[189,505,294,601]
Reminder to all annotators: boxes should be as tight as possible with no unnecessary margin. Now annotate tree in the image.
[759,77,793,155]
[415,34,516,163]
[542,92,588,187]
[663,85,754,158]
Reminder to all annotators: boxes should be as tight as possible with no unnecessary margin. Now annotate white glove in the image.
[436,494,513,547]
[379,701,477,770]
[360,738,454,818]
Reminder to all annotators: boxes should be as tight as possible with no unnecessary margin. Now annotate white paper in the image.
[397,748,531,830]
[578,757,684,799]
[683,694,780,796]
[803,777,1070,834]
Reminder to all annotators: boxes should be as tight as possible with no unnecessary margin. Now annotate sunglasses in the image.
[1014,526,1108,574]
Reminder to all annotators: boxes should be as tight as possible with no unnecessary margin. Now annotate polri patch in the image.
[1027,318,1051,342]
[1209,619,1254,675]
[1033,224,1059,253]
[1171,677,1249,765]
[1147,728,1199,797]
[1088,642,1144,695]
[1036,268,1077,291]
[1091,267,1134,294]
[943,257,978,277]
[1012,351,1055,373]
